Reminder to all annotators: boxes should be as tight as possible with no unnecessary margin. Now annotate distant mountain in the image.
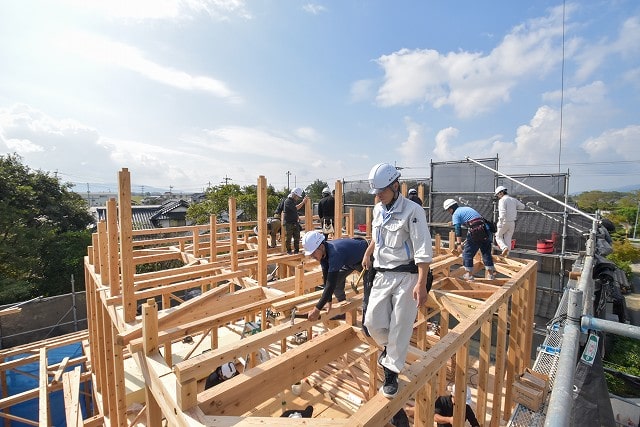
[70,182,170,195]
[608,184,640,192]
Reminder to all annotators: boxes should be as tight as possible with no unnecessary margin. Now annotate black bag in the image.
[485,218,497,233]
[466,217,488,244]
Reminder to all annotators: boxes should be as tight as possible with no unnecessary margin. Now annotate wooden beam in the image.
[62,367,82,427]
[198,324,360,416]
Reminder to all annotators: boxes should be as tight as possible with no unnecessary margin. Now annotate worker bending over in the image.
[303,231,367,321]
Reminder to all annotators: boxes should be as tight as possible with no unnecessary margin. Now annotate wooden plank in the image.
[0,307,21,317]
[118,286,266,345]
[50,356,70,384]
[198,324,360,416]
[128,294,289,353]
[62,366,82,427]
[38,348,48,427]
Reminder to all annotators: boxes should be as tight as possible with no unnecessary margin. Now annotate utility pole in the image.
[286,171,291,191]
[221,175,232,185]
[86,183,91,207]
[634,198,639,239]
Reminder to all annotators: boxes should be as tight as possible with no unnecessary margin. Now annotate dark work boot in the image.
[381,366,398,398]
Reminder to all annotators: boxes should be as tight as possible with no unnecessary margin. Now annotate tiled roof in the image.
[92,200,190,230]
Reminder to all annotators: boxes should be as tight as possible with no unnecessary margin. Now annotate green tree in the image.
[305,179,329,202]
[186,183,285,224]
[575,190,628,213]
[0,154,94,304]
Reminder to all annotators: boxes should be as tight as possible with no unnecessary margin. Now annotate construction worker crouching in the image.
[362,162,433,399]
[252,217,281,248]
[302,230,367,321]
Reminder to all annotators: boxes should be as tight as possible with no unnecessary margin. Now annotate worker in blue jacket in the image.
[303,231,367,321]
[443,198,495,280]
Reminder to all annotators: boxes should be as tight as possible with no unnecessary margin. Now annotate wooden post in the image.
[304,196,313,231]
[257,176,268,286]
[492,304,508,427]
[107,198,119,297]
[366,207,372,239]
[334,180,344,238]
[118,168,136,322]
[228,197,238,271]
[477,315,492,423]
[209,214,217,263]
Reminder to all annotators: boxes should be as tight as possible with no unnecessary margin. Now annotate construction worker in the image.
[443,198,496,280]
[317,186,335,240]
[303,230,367,321]
[434,385,480,427]
[494,186,525,257]
[252,217,281,248]
[283,187,308,254]
[362,162,433,399]
[407,188,423,206]
[204,361,238,390]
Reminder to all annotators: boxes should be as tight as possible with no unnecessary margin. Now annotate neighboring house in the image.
[91,199,193,230]
[191,192,207,203]
[150,200,192,228]
[217,209,246,223]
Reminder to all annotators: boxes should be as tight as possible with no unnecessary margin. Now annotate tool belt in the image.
[376,260,418,274]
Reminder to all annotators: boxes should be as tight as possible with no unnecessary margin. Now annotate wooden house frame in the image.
[0,168,538,427]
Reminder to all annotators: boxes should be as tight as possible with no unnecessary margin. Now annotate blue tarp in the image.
[1,342,85,427]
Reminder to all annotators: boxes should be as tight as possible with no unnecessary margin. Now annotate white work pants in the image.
[495,220,516,252]
[364,271,418,373]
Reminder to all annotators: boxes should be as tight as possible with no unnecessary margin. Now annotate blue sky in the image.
[1,0,639,194]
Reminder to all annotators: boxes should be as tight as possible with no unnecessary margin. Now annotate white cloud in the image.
[303,4,327,15]
[582,125,640,159]
[622,67,640,88]
[57,31,242,103]
[574,16,640,82]
[5,138,44,153]
[397,117,427,165]
[542,80,607,104]
[350,79,376,103]
[61,0,251,21]
[374,5,569,118]
[432,127,459,160]
[295,127,320,141]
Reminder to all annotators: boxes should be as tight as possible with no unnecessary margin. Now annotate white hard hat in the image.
[303,230,325,255]
[408,188,417,195]
[443,198,458,210]
[368,163,401,194]
[220,362,237,380]
[291,187,303,197]
[494,185,507,196]
[322,187,331,195]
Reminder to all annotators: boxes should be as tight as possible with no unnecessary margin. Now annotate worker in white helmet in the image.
[443,198,495,280]
[303,230,367,321]
[362,162,433,399]
[407,188,423,206]
[283,187,308,254]
[317,187,335,240]
[494,186,525,257]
